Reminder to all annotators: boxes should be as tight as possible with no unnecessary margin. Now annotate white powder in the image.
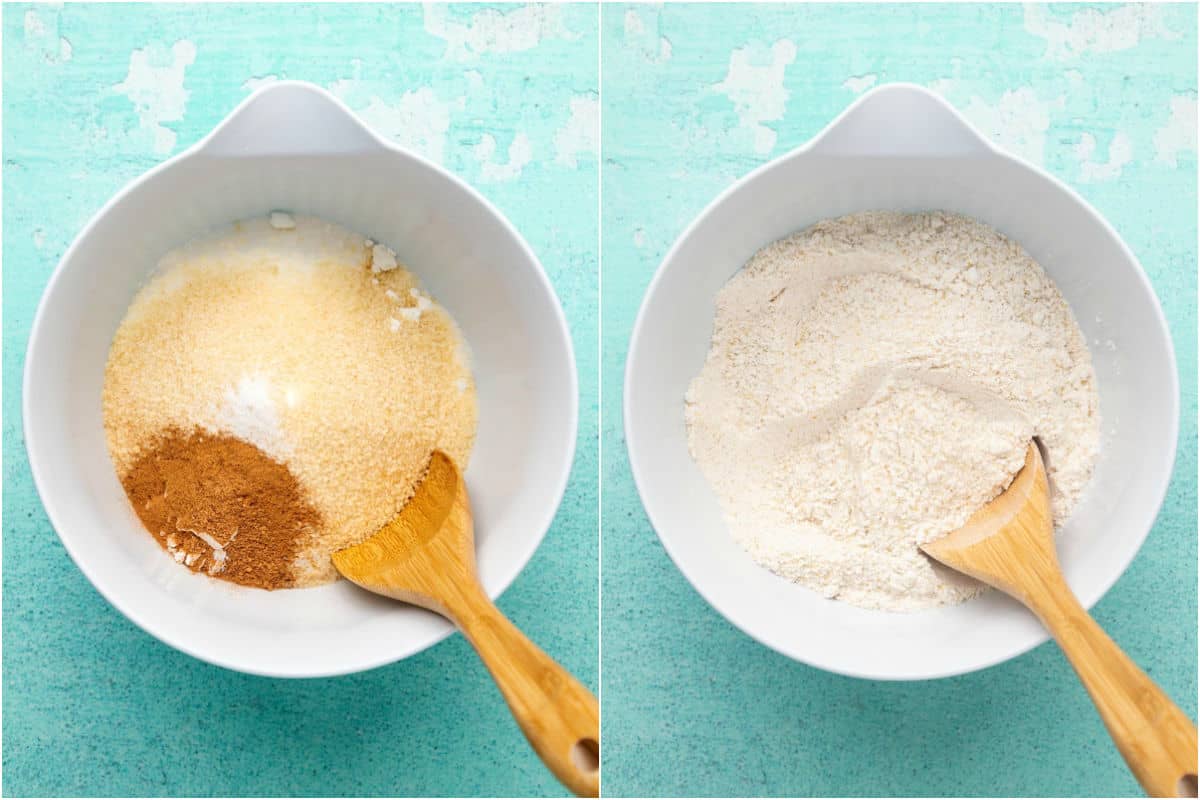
[370,243,399,273]
[204,374,291,460]
[269,211,296,230]
[685,211,1100,611]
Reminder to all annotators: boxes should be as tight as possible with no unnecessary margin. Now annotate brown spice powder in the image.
[123,427,321,589]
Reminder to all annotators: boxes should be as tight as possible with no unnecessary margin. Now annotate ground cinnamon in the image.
[122,427,321,590]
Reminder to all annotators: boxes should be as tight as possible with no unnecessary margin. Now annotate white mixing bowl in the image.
[625,83,1178,680]
[24,82,578,678]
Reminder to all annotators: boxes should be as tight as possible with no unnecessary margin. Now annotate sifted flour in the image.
[685,211,1100,611]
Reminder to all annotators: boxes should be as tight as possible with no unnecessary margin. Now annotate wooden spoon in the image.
[332,451,600,797]
[922,443,1198,798]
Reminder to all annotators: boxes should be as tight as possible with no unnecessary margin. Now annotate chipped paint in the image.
[712,39,796,155]
[842,74,877,94]
[473,132,533,182]
[962,87,1063,166]
[22,7,71,64]
[623,6,672,63]
[424,3,577,62]
[327,81,466,164]
[1154,95,1198,167]
[112,40,197,155]
[624,9,645,36]
[1076,131,1133,182]
[554,95,599,168]
[1024,3,1180,61]
[23,9,45,37]
[242,75,279,92]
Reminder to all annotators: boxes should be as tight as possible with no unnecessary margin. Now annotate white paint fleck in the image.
[713,39,797,155]
[554,95,599,168]
[962,87,1063,166]
[842,74,878,94]
[927,78,957,96]
[1076,131,1133,182]
[327,81,465,164]
[389,317,402,332]
[1154,95,1197,167]
[1024,3,1180,60]
[23,8,71,64]
[633,228,646,248]
[623,6,672,64]
[24,10,46,36]
[113,40,197,155]
[243,75,279,92]
[424,3,578,62]
[473,132,533,182]
[625,9,645,36]
[397,307,422,322]
[32,229,46,249]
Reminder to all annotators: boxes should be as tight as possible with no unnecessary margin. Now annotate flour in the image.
[206,374,291,460]
[685,211,1100,611]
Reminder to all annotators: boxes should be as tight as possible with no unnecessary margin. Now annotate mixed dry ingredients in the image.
[103,215,477,589]
[686,211,1101,612]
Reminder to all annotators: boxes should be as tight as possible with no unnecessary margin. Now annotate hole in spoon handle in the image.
[1178,773,1198,798]
[570,737,599,774]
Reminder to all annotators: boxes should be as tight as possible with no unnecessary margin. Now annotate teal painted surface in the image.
[3,4,596,797]
[602,4,1197,798]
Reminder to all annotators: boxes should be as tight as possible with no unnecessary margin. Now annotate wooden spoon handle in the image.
[442,579,600,797]
[1025,572,1197,797]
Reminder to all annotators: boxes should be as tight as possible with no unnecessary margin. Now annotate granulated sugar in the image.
[685,211,1100,611]
[104,215,477,587]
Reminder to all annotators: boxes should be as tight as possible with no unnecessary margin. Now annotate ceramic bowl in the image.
[625,83,1178,680]
[24,82,578,678]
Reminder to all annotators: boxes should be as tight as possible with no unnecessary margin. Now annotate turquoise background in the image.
[3,4,596,797]
[602,3,1197,798]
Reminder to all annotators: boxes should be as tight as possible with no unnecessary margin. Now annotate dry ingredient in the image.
[685,211,1100,612]
[104,214,477,589]
[124,428,320,589]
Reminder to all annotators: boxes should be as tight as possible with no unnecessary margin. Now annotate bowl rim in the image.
[22,81,580,678]
[623,82,1180,681]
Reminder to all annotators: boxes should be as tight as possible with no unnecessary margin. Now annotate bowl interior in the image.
[626,152,1177,680]
[25,147,577,677]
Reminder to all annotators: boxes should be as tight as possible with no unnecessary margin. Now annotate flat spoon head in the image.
[921,442,1054,599]
[923,441,1198,797]
[332,449,475,613]
[331,452,602,797]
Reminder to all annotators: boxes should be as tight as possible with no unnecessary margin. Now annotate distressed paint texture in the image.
[601,3,1197,797]
[3,4,597,797]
